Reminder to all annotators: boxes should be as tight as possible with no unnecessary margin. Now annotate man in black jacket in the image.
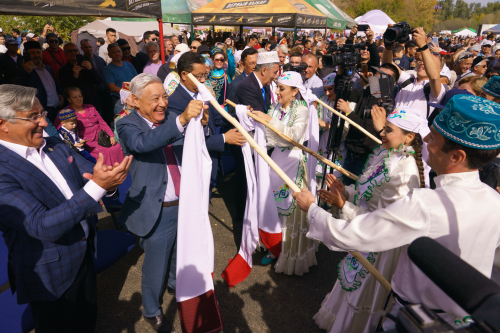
[337,63,399,185]
[0,38,24,84]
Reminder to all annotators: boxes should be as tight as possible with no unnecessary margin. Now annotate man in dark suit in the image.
[167,52,245,190]
[20,41,64,122]
[0,84,131,332]
[0,38,24,85]
[116,72,209,332]
[226,47,258,115]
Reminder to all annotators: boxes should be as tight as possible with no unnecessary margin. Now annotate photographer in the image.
[293,95,500,330]
[382,26,446,120]
[337,63,400,185]
[347,25,380,90]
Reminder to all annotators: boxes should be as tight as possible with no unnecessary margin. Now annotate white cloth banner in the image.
[301,89,319,198]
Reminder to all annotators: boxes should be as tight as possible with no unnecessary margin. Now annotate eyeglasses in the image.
[10,111,48,123]
[48,39,59,44]
[214,58,224,63]
[121,46,131,51]
[65,49,79,53]
[192,73,209,80]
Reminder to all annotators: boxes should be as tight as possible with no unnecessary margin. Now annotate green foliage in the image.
[0,15,96,41]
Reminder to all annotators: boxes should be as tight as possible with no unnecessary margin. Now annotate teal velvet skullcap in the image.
[433,95,500,149]
[482,76,500,98]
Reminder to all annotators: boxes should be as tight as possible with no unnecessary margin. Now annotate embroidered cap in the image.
[482,76,500,98]
[433,95,500,149]
[387,107,430,138]
[59,108,76,121]
[322,73,336,87]
[256,51,279,65]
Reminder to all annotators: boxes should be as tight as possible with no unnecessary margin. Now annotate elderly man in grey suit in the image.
[116,73,208,332]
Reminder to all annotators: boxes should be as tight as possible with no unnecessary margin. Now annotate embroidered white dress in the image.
[315,95,349,190]
[314,145,421,333]
[266,100,318,276]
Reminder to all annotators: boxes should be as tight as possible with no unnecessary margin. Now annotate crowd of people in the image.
[0,21,500,333]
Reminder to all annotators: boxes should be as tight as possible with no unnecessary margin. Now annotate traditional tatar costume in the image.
[315,73,349,188]
[266,71,318,275]
[313,107,429,333]
[57,108,96,164]
[307,95,500,331]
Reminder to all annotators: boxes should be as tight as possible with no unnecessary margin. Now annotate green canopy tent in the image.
[303,0,356,29]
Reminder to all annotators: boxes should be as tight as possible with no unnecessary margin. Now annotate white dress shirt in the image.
[137,113,185,202]
[0,139,108,238]
[307,171,500,324]
[303,74,324,98]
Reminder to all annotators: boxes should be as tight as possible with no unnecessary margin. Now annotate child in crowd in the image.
[393,45,410,71]
[57,108,96,164]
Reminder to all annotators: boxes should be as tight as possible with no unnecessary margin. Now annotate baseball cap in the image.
[26,33,35,39]
[174,43,190,52]
[196,44,210,55]
[5,38,18,45]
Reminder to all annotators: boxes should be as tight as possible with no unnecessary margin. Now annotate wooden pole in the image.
[187,73,300,194]
[225,99,358,181]
[351,252,392,292]
[316,99,382,145]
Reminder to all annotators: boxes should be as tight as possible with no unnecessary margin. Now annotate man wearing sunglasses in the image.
[117,38,144,75]
[41,33,67,83]
[452,52,474,86]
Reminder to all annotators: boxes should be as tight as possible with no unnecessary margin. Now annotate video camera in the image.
[382,237,500,333]
[322,40,366,69]
[384,21,411,50]
[364,66,395,118]
[282,62,308,82]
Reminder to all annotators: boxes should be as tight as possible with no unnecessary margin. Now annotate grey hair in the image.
[274,44,288,54]
[63,42,77,51]
[130,73,162,98]
[145,41,159,52]
[255,62,279,72]
[0,85,37,123]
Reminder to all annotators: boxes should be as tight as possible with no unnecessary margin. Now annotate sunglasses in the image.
[65,49,79,53]
[121,46,131,51]
[48,39,59,43]
[214,58,224,62]
[151,38,158,41]
[191,46,198,50]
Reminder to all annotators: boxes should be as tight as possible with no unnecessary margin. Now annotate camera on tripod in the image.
[322,40,366,69]
[384,21,411,50]
[363,66,395,118]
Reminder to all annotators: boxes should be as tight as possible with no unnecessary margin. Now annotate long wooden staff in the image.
[315,99,382,145]
[185,74,392,293]
[225,99,358,181]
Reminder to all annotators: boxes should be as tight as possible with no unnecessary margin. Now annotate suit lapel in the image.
[0,143,67,203]
[42,141,81,195]
[251,74,266,112]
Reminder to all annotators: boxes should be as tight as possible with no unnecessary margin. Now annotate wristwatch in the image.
[417,44,429,52]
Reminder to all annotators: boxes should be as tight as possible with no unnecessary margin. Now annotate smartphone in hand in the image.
[357,24,370,32]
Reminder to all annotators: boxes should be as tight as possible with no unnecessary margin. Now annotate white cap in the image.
[26,33,35,38]
[169,51,187,68]
[256,51,279,65]
[482,40,493,46]
[234,50,243,65]
[468,44,481,52]
[174,43,190,52]
[0,28,3,33]
[440,65,451,80]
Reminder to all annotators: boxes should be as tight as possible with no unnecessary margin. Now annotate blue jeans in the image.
[343,151,369,186]
[140,204,178,317]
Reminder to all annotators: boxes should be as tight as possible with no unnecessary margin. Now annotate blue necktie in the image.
[261,87,266,107]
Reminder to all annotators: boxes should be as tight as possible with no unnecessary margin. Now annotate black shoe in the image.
[167,286,175,295]
[144,314,172,333]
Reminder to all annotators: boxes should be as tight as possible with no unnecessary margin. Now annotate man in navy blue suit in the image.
[0,84,131,332]
[167,52,245,190]
[226,47,258,115]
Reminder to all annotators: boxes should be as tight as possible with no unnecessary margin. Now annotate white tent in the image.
[354,10,395,36]
[71,20,182,55]
[454,28,476,38]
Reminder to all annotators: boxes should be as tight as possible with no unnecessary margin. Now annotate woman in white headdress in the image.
[313,106,428,333]
[251,71,317,275]
[315,73,349,190]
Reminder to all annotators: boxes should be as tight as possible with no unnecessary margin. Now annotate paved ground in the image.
[95,173,346,332]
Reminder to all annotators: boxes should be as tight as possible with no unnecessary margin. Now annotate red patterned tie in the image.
[153,123,181,196]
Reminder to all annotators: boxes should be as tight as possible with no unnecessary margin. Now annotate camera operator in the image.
[293,95,500,330]
[382,26,446,120]
[337,63,400,185]
[347,25,381,90]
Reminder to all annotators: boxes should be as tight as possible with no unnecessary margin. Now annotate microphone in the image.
[408,237,500,331]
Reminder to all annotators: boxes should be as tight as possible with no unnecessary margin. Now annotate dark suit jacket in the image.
[234,72,271,113]
[58,61,102,109]
[0,138,102,304]
[167,85,225,184]
[157,60,173,83]
[226,71,249,115]
[20,65,63,109]
[0,52,24,85]
[116,109,184,237]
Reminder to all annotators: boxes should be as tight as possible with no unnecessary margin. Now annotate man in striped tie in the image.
[116,73,208,332]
